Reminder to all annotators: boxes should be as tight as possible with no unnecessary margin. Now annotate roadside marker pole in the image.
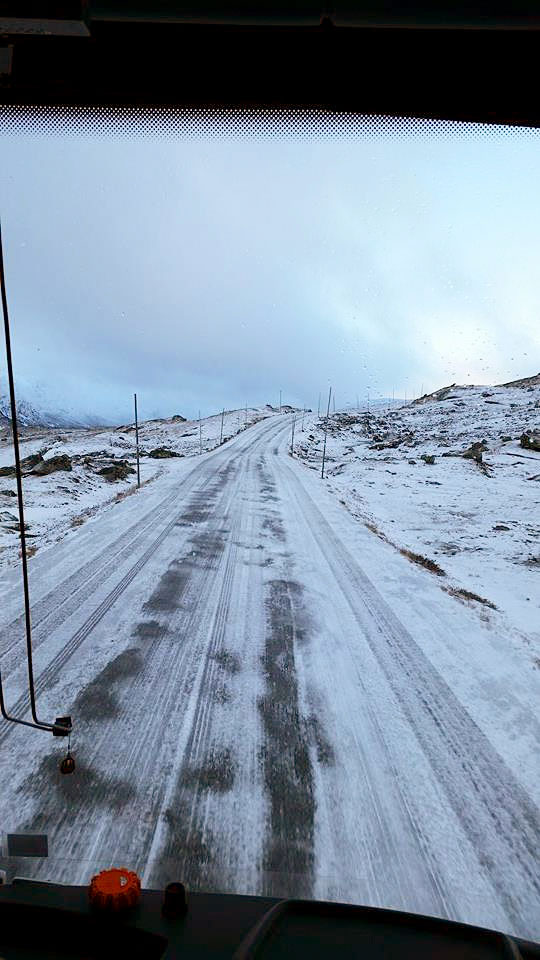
[220,408,225,444]
[290,415,295,456]
[199,409,202,455]
[321,386,332,479]
[134,393,140,488]
[317,392,321,418]
[301,406,305,432]
[279,390,282,413]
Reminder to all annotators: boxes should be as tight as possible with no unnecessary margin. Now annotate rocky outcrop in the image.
[0,451,46,476]
[98,461,136,481]
[31,454,72,475]
[520,431,540,452]
[462,441,488,462]
[147,447,181,458]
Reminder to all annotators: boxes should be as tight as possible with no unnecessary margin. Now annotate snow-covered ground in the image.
[0,407,271,569]
[0,408,538,942]
[294,379,540,647]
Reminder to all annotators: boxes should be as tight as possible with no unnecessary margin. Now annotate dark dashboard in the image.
[0,877,539,959]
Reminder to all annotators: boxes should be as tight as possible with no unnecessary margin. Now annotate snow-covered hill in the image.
[295,376,540,640]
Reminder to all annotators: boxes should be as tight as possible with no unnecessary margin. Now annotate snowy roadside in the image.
[293,380,540,648]
[0,407,273,570]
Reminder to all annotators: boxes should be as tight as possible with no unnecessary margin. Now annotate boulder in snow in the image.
[462,441,487,462]
[98,461,135,481]
[147,447,181,459]
[520,431,540,452]
[31,454,72,475]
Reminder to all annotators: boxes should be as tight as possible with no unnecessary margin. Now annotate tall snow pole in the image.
[245,401,247,425]
[290,415,296,456]
[333,393,336,414]
[279,389,282,413]
[321,386,332,479]
[220,407,225,444]
[301,406,305,432]
[392,386,395,405]
[134,393,140,488]
[199,409,202,455]
[317,392,321,418]
[356,393,359,412]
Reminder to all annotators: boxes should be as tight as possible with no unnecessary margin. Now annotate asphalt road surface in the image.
[0,414,538,941]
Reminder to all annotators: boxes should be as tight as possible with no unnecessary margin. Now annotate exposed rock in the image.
[147,447,181,459]
[421,454,436,465]
[98,461,136,482]
[370,438,402,450]
[0,488,16,497]
[462,441,487,462]
[31,454,72,475]
[22,452,45,471]
[0,451,45,476]
[520,431,540,452]
[171,414,186,422]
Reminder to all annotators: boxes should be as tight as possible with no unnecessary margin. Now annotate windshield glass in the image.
[0,109,539,944]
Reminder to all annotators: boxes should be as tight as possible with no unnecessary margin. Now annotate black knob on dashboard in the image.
[162,881,188,919]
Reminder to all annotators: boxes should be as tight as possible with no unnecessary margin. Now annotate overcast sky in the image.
[1,122,539,423]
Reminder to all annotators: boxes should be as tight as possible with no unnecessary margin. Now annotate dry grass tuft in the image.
[364,521,390,543]
[444,586,497,609]
[399,548,446,577]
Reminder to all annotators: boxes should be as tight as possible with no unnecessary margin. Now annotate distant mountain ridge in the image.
[0,393,111,429]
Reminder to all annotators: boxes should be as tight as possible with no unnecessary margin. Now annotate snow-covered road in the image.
[1,414,538,940]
